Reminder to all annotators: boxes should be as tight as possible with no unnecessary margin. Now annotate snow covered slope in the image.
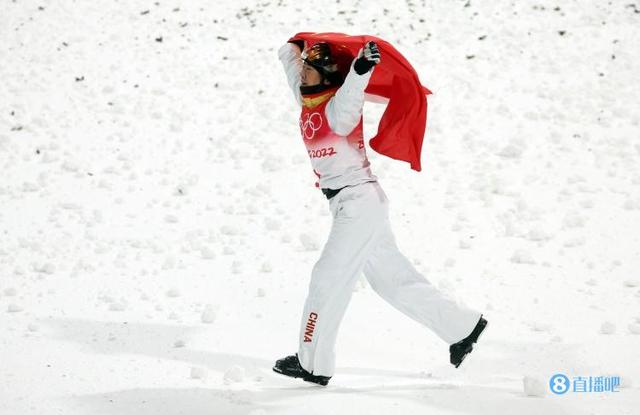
[1,0,639,414]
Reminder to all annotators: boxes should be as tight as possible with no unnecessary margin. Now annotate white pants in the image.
[297,181,482,377]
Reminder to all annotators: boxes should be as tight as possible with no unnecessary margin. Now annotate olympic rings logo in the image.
[299,112,323,140]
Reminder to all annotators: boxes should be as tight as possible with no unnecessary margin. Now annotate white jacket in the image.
[278,43,377,190]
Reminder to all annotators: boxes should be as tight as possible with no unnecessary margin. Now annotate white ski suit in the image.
[278,43,482,377]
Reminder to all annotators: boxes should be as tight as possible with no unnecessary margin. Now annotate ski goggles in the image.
[301,43,339,73]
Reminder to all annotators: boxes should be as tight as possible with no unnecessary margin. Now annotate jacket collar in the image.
[301,86,338,108]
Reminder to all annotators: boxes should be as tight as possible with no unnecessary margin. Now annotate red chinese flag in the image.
[289,32,432,172]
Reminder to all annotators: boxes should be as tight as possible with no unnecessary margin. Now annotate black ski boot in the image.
[273,354,331,386]
[449,315,488,368]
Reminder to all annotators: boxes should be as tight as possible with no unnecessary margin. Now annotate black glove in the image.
[354,41,381,75]
[287,39,305,52]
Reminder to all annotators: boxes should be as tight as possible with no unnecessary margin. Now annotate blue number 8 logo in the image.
[549,374,570,395]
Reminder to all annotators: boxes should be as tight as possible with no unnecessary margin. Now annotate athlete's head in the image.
[300,42,348,88]
[301,61,330,87]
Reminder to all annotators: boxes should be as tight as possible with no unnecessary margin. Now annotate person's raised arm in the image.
[325,41,381,136]
[277,40,305,106]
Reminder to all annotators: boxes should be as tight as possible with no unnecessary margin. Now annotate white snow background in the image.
[1,0,639,414]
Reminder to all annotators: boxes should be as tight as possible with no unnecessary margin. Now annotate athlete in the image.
[273,39,488,386]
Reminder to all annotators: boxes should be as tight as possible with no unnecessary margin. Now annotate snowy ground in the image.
[1,0,639,414]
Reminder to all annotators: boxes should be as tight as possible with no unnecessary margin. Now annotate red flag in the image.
[289,32,432,172]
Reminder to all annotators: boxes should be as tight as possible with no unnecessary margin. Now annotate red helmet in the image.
[302,42,354,85]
